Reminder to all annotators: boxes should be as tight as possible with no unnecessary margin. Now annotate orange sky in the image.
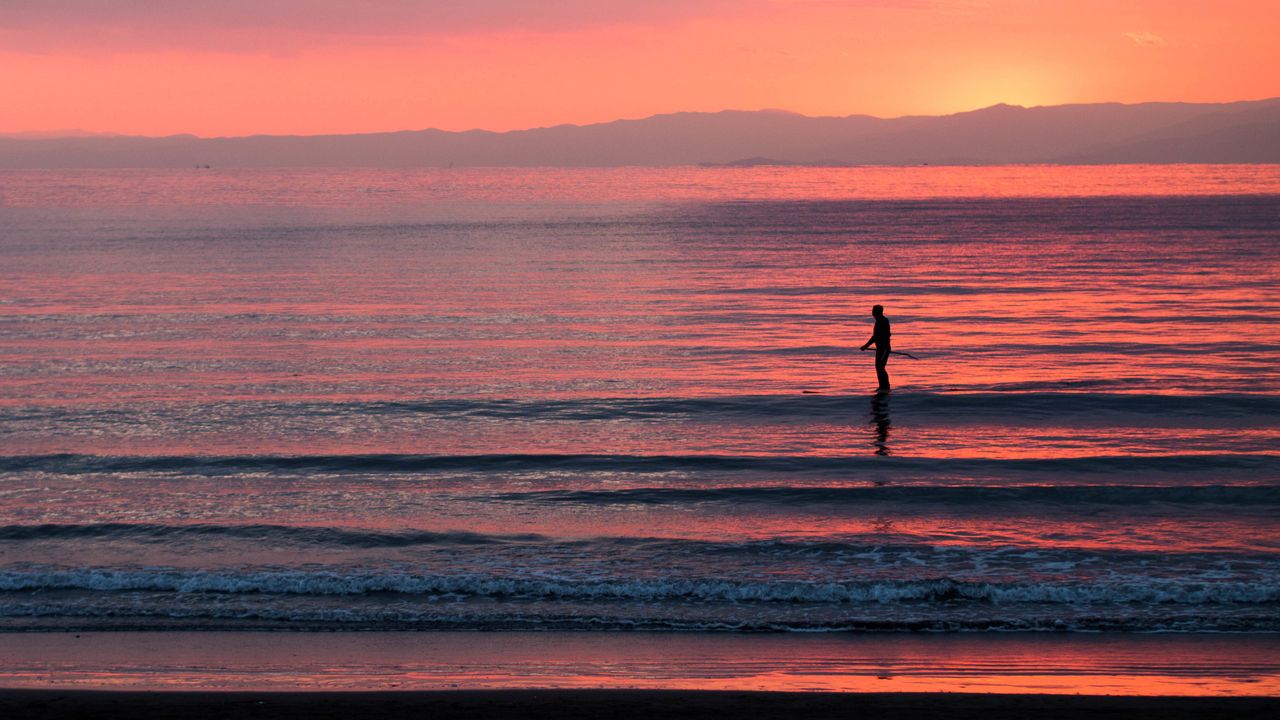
[2,0,1278,137]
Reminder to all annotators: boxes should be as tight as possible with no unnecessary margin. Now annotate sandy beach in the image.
[3,689,1278,720]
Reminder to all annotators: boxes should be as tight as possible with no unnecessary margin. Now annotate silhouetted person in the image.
[860,304,891,391]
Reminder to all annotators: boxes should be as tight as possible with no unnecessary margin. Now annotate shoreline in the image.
[3,631,1277,696]
[3,689,1278,720]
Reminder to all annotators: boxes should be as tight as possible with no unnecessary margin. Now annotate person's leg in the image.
[875,347,890,390]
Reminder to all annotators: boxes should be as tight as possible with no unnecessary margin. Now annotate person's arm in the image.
[860,333,875,351]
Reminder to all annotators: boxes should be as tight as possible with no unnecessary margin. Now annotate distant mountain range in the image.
[2,99,1278,168]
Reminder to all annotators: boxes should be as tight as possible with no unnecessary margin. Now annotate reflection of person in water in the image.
[870,392,891,456]
[859,304,892,391]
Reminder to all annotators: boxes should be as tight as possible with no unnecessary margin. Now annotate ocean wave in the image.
[488,484,1280,506]
[3,605,1276,633]
[2,452,1275,477]
[0,523,546,546]
[8,392,1279,425]
[3,566,1277,605]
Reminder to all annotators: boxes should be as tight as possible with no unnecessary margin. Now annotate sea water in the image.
[1,165,1278,635]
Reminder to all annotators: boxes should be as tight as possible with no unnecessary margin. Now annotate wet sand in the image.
[3,689,1278,720]
[5,631,1279,698]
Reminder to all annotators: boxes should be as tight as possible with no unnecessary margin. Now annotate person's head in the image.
[871,304,883,317]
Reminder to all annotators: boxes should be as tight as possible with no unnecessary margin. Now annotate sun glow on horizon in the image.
[933,65,1071,117]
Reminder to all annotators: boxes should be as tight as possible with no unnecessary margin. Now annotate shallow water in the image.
[1,165,1278,632]
[4,632,1279,695]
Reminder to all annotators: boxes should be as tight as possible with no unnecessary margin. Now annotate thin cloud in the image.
[1125,30,1167,48]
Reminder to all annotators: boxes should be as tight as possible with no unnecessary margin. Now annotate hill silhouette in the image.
[1,99,1277,168]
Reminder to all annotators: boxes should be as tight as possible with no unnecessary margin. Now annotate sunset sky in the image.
[2,0,1278,137]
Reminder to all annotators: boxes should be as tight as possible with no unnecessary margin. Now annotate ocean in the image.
[1,165,1278,642]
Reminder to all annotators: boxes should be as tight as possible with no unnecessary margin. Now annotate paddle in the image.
[861,348,921,360]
